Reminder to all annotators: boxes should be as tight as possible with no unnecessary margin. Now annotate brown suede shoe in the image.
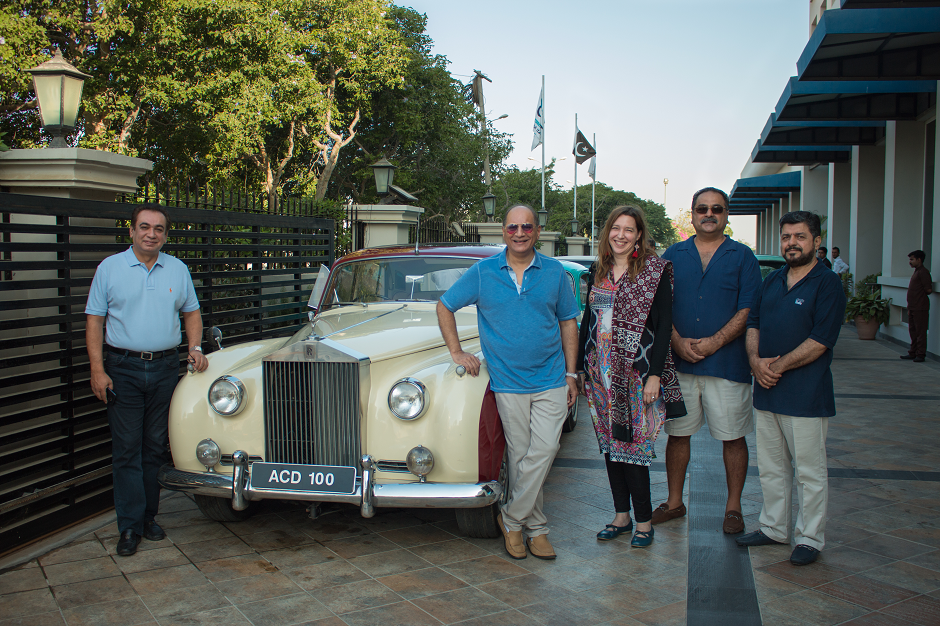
[650,502,687,525]
[723,510,745,534]
[526,534,557,560]
[497,513,526,559]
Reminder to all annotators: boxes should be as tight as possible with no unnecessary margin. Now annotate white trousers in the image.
[494,386,567,536]
[755,409,829,550]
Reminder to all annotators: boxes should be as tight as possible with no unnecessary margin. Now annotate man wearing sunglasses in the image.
[438,204,580,561]
[655,187,762,535]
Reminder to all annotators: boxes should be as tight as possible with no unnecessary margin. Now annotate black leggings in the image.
[604,454,652,523]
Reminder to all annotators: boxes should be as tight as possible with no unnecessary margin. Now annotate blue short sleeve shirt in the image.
[440,250,580,394]
[746,261,847,417]
[661,236,762,383]
[85,247,201,352]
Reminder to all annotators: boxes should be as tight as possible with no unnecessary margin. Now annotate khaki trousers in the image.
[495,386,567,536]
[755,409,829,550]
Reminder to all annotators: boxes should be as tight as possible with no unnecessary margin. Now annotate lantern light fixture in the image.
[370,157,396,196]
[26,48,91,148]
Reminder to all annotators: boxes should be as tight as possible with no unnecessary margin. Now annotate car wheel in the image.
[193,494,255,522]
[562,396,579,433]
[455,454,508,539]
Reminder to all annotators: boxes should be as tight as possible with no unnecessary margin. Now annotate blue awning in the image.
[775,76,936,122]
[759,113,885,146]
[798,7,940,80]
[728,172,803,215]
[750,140,852,165]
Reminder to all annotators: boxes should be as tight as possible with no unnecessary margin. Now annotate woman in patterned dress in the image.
[577,206,686,547]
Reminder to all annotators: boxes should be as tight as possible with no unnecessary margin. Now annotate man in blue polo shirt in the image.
[737,211,846,566]
[438,204,579,561]
[86,204,208,556]
[655,188,762,535]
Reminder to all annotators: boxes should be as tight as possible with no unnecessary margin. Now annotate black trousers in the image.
[604,454,652,523]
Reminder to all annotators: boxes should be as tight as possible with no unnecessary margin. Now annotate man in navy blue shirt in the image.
[655,188,762,535]
[438,204,580,561]
[737,211,846,566]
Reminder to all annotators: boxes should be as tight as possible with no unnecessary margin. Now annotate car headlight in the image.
[387,378,428,420]
[196,438,221,471]
[208,375,246,416]
[406,445,434,481]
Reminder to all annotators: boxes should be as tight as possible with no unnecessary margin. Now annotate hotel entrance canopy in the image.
[797,6,940,80]
[774,77,936,122]
[728,172,802,215]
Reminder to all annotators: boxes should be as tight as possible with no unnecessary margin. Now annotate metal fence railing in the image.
[0,192,333,554]
[409,216,480,245]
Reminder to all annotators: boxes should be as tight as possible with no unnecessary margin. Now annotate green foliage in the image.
[855,273,882,298]
[845,292,891,325]
[325,6,511,219]
[840,272,854,300]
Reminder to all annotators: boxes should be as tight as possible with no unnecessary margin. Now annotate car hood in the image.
[310,302,478,363]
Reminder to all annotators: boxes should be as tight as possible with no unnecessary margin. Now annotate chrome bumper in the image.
[157,452,502,518]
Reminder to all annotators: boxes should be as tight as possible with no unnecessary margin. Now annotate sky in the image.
[400,0,809,246]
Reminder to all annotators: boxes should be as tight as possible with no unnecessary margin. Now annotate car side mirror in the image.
[308,264,331,318]
[210,326,223,351]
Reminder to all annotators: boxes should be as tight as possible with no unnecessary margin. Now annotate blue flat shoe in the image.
[631,527,654,548]
[596,521,633,541]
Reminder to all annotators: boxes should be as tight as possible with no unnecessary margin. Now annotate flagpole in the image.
[591,133,596,256]
[541,75,545,219]
[573,114,577,230]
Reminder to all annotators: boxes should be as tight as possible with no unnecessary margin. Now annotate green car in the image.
[756,254,786,280]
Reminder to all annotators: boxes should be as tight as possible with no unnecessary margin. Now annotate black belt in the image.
[106,345,179,360]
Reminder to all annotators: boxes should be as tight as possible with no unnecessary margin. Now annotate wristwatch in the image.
[565,372,579,379]
[190,346,202,353]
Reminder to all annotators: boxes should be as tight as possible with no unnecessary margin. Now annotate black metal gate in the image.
[0,192,333,554]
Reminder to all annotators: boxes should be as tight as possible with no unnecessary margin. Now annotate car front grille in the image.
[262,347,364,468]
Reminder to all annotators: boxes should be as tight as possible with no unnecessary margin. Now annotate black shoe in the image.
[735,530,786,547]
[913,356,926,363]
[790,544,820,565]
[116,529,141,556]
[143,520,165,541]
[900,354,915,360]
[596,521,633,541]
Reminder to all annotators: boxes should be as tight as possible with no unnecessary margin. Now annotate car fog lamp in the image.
[388,378,428,420]
[196,438,221,471]
[406,445,434,481]
[208,375,246,416]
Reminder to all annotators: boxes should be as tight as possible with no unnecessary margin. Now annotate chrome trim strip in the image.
[157,464,501,509]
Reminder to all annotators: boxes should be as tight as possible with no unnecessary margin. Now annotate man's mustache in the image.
[701,217,718,224]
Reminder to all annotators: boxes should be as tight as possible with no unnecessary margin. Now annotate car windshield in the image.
[322,257,478,310]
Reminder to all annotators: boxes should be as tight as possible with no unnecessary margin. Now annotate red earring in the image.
[632,245,639,259]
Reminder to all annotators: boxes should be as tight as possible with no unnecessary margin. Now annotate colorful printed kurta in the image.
[583,272,667,466]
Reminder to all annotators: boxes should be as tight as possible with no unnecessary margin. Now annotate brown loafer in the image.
[526,534,557,560]
[650,502,686,525]
[497,513,526,559]
[723,510,745,534]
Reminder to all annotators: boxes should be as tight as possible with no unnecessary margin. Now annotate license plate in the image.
[250,462,357,494]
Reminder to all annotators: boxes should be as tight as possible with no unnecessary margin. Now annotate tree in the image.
[0,0,410,205]
[324,6,511,220]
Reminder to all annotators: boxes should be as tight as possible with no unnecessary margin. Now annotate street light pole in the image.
[473,70,495,222]
[663,178,669,207]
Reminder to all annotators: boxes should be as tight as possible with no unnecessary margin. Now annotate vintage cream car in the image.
[158,244,579,538]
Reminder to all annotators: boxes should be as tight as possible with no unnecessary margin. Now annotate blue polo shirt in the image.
[746,261,847,417]
[661,236,761,383]
[440,250,579,394]
[85,247,201,352]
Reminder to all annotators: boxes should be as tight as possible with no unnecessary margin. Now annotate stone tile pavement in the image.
[1,326,938,625]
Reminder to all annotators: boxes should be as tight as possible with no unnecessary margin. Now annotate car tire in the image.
[193,494,255,522]
[562,396,579,433]
[455,453,508,539]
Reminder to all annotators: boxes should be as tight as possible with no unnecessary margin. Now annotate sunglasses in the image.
[505,223,535,234]
[693,205,726,215]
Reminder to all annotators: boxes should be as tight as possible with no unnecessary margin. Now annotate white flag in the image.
[530,86,544,151]
[588,156,596,180]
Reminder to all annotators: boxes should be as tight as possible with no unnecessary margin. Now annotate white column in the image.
[849,144,885,287]
[354,204,425,247]
[882,120,926,278]
[929,100,940,358]
[828,161,852,266]
[801,164,829,218]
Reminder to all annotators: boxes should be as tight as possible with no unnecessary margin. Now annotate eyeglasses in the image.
[505,223,535,234]
[693,205,726,215]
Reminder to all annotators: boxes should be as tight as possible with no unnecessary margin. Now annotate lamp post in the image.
[370,157,396,197]
[482,191,496,221]
[570,217,579,237]
[537,208,548,229]
[26,48,91,149]
[663,178,669,207]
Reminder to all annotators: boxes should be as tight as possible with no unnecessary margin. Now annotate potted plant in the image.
[845,292,891,340]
